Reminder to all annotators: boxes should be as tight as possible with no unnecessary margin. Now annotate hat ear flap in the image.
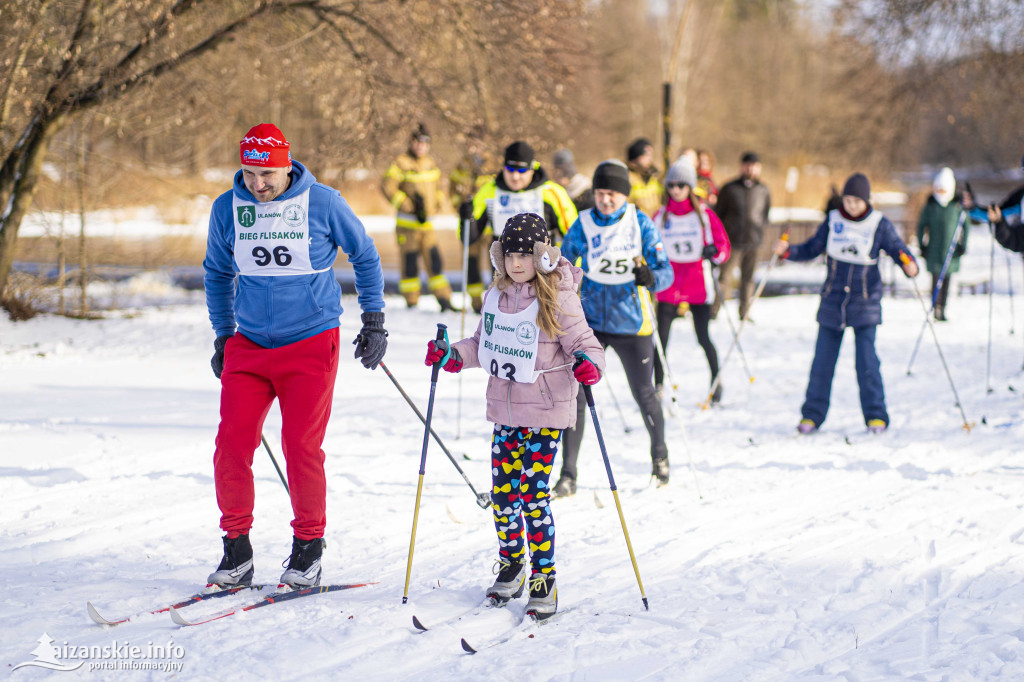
[533,243,561,274]
[490,241,506,278]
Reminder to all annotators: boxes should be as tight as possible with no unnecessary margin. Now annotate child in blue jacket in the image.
[773,173,918,434]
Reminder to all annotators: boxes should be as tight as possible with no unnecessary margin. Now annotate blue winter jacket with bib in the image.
[560,203,673,335]
[204,161,385,348]
[786,207,914,330]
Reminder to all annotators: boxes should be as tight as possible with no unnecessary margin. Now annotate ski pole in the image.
[691,195,754,384]
[1006,250,1016,336]
[575,351,649,611]
[457,217,471,439]
[906,211,966,375]
[709,270,755,384]
[604,372,633,434]
[633,259,702,498]
[260,434,290,496]
[900,252,974,432]
[403,323,448,604]
[987,223,995,393]
[701,231,788,409]
[379,360,490,509]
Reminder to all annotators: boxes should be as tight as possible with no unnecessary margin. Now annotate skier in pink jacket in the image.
[424,212,605,621]
[653,158,731,403]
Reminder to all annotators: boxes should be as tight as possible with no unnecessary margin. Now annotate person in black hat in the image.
[772,172,919,435]
[626,137,663,218]
[552,160,674,496]
[460,141,578,311]
[715,150,771,320]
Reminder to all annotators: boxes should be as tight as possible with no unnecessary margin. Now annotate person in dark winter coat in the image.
[966,155,1024,253]
[551,148,595,212]
[773,172,918,435]
[204,124,386,590]
[916,167,968,321]
[715,151,771,320]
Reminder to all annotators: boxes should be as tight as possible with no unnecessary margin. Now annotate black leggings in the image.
[653,302,719,387]
[560,331,667,481]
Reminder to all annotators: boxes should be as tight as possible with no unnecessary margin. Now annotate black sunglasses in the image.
[666,182,689,190]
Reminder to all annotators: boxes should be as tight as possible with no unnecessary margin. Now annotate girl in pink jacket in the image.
[424,213,605,621]
[653,159,731,403]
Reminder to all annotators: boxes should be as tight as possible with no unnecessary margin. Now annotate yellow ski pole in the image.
[402,323,448,604]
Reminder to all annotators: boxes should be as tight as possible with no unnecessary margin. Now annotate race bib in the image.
[232,190,327,276]
[478,295,541,383]
[490,187,545,238]
[581,205,642,284]
[660,210,708,264]
[826,209,882,265]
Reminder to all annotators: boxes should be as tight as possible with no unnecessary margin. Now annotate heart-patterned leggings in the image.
[490,425,561,575]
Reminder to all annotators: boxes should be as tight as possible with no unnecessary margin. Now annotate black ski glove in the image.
[211,335,231,379]
[352,311,388,369]
[633,263,656,288]
[412,193,428,224]
[953,242,965,257]
[458,202,481,244]
[701,244,719,260]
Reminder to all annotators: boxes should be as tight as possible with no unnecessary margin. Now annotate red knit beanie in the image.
[240,124,291,167]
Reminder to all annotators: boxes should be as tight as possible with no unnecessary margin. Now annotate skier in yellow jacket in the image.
[382,124,455,310]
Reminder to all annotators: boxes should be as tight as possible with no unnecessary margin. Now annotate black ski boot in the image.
[279,536,325,589]
[552,475,577,498]
[207,534,254,588]
[652,457,670,486]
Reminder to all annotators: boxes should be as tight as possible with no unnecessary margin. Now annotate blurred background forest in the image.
[1,0,1023,306]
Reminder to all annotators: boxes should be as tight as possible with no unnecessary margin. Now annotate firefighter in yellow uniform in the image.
[449,128,500,313]
[464,142,578,301]
[381,124,455,311]
[626,137,663,219]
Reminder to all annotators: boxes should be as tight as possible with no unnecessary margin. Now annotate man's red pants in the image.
[214,328,339,541]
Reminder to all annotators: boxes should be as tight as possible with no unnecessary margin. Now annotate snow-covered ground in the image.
[3,230,1024,680]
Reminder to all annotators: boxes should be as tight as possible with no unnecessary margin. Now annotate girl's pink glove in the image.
[572,357,601,385]
[425,339,463,373]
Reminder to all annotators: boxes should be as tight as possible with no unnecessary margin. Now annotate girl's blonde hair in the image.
[493,264,565,339]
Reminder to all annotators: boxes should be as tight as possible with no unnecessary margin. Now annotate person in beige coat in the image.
[424,212,605,621]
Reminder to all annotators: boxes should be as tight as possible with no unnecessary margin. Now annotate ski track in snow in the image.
[3,231,1024,680]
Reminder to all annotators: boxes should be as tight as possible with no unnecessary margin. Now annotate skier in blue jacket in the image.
[552,159,674,496]
[773,172,918,435]
[203,123,386,590]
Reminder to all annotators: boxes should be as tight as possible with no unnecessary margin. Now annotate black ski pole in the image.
[900,252,974,432]
[260,434,290,496]
[575,351,649,611]
[906,210,966,375]
[380,361,489,509]
[403,323,447,604]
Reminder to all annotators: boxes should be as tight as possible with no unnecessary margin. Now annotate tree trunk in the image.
[0,114,65,299]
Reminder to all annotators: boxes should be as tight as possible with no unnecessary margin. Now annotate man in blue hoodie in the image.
[203,124,386,589]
